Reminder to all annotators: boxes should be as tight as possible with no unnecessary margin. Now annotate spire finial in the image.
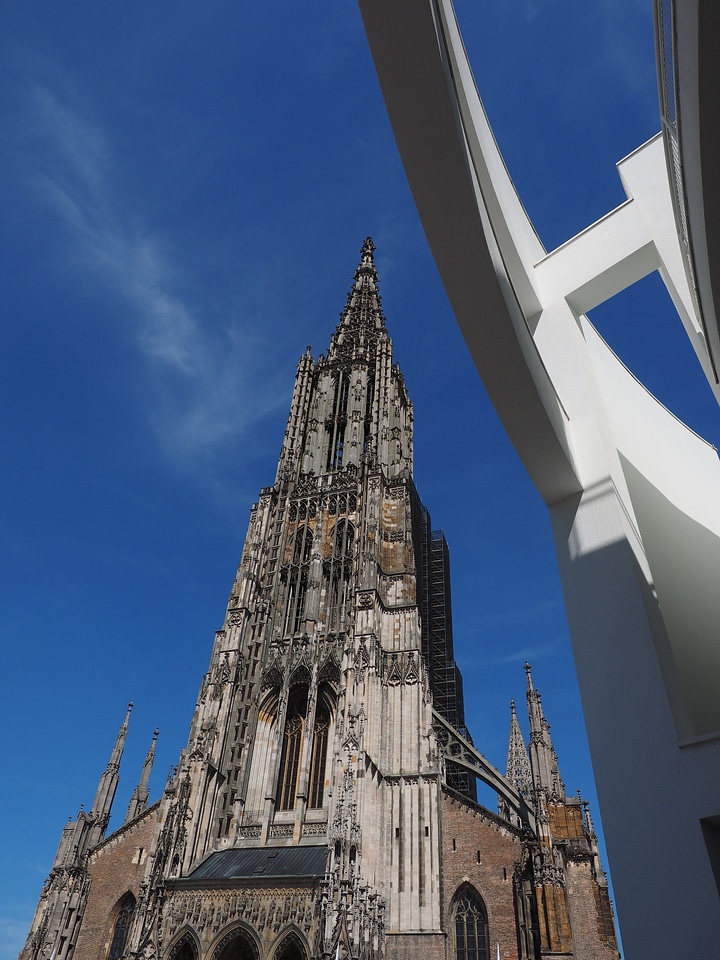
[503,694,532,805]
[327,238,387,363]
[361,236,376,261]
[90,701,134,837]
[125,727,159,824]
[525,665,565,800]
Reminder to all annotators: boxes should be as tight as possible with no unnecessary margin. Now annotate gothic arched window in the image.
[275,684,335,812]
[333,520,354,558]
[108,892,136,960]
[327,521,354,631]
[363,373,375,458]
[284,526,314,636]
[326,373,349,471]
[453,885,489,960]
[277,687,308,810]
[308,695,331,808]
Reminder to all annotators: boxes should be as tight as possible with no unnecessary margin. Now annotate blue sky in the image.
[3,2,719,956]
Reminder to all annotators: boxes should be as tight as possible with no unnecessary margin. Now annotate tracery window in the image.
[275,685,335,812]
[277,688,308,810]
[363,373,375,457]
[453,886,489,960]
[283,525,314,636]
[308,701,330,808]
[108,893,136,960]
[326,520,354,631]
[326,372,349,471]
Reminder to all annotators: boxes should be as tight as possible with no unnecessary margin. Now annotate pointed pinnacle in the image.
[329,238,387,361]
[360,236,375,264]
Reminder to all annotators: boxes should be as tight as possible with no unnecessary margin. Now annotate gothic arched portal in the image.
[167,929,200,960]
[272,929,308,960]
[213,926,260,960]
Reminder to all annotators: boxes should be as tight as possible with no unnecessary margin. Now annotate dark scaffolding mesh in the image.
[410,484,477,800]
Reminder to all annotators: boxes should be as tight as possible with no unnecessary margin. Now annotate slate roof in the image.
[188,845,328,882]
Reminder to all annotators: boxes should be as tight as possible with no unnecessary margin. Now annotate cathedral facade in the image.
[21,241,618,960]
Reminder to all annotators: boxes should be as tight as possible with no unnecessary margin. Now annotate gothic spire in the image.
[91,701,133,833]
[125,727,159,824]
[525,663,565,800]
[327,237,387,363]
[505,698,532,798]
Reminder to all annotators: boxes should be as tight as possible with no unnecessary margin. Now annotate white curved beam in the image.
[358,0,720,955]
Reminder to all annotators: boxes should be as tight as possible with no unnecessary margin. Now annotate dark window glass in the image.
[454,888,488,960]
[108,894,136,960]
[308,709,330,808]
[276,688,308,810]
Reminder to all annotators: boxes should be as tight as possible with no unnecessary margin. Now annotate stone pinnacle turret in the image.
[125,727,159,824]
[525,662,565,801]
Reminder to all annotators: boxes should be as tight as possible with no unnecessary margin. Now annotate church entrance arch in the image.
[212,926,260,960]
[167,929,200,960]
[272,930,308,960]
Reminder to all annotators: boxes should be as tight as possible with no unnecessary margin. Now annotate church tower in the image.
[21,241,618,960]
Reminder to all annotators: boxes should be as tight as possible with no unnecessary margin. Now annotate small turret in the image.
[525,663,564,800]
[125,727,159,824]
[91,700,133,836]
[505,698,532,797]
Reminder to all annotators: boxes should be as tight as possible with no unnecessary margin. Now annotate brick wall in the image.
[73,809,158,960]
[440,790,523,960]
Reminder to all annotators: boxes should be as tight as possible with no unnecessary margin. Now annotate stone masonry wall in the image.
[564,862,618,960]
[385,932,446,960]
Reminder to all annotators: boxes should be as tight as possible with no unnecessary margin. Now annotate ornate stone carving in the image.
[382,651,420,685]
[270,824,294,838]
[302,822,328,837]
[164,886,318,946]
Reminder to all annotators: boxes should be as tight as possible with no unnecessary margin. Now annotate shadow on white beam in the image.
[359,0,720,955]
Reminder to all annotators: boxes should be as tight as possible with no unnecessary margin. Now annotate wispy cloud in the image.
[470,634,565,668]
[467,596,563,629]
[0,914,32,958]
[15,81,285,483]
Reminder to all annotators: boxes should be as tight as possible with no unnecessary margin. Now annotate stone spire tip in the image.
[361,236,376,260]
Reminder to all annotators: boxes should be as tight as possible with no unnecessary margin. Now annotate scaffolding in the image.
[410,485,476,799]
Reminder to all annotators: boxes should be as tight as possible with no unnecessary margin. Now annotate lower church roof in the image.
[185,845,328,883]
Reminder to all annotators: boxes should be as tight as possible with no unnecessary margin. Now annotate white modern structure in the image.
[358,0,720,955]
